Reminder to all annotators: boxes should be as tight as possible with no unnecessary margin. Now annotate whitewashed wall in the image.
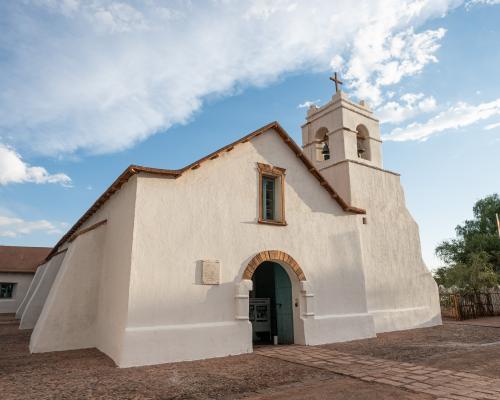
[19,253,65,329]
[30,177,137,365]
[30,227,105,351]
[16,265,45,318]
[120,130,375,367]
[347,163,441,332]
[0,273,34,314]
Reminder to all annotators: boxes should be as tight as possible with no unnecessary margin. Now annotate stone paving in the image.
[255,345,500,400]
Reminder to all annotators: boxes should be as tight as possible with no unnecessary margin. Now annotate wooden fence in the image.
[440,291,500,320]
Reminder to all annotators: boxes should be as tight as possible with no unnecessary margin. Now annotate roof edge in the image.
[45,121,365,261]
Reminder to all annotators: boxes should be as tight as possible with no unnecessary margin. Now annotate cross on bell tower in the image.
[329,72,343,93]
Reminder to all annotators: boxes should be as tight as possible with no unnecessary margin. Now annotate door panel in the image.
[273,263,294,344]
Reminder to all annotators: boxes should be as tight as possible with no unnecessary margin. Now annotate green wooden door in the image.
[273,263,294,344]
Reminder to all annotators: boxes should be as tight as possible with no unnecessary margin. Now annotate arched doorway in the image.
[237,250,312,346]
[250,261,294,344]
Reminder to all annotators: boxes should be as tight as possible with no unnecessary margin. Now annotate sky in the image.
[0,0,499,270]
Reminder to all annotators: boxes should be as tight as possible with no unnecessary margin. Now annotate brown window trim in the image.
[257,162,286,226]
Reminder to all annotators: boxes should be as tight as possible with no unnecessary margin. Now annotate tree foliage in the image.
[434,252,497,292]
[434,194,500,289]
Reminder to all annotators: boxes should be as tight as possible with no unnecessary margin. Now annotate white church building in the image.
[17,85,441,368]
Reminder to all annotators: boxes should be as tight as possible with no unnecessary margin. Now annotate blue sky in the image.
[0,0,499,269]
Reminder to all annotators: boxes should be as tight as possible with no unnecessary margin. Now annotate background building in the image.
[0,246,51,313]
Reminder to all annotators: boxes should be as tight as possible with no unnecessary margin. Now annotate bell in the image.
[321,143,330,160]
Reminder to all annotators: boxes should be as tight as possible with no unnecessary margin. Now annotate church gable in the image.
[46,122,364,260]
[179,122,365,215]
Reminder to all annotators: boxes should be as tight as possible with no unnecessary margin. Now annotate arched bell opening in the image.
[356,124,371,161]
[314,127,330,162]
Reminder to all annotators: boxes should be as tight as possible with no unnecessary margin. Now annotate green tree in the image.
[435,194,500,289]
[433,265,449,287]
[442,252,497,292]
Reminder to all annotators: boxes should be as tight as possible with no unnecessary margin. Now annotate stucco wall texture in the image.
[19,106,440,367]
[29,177,137,364]
[16,266,45,318]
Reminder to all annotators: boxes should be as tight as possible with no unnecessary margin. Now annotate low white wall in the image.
[19,252,65,329]
[0,272,34,314]
[369,271,442,332]
[120,321,252,367]
[304,313,376,345]
[30,226,105,352]
[16,265,46,318]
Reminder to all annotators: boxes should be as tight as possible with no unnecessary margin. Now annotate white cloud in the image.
[383,99,500,141]
[0,143,71,186]
[298,100,321,109]
[0,1,462,156]
[467,0,500,6]
[485,121,500,130]
[377,93,437,124]
[0,214,68,237]
[345,27,447,106]
[329,55,344,71]
[90,2,149,33]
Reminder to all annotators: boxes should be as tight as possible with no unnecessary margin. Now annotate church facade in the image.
[18,89,441,367]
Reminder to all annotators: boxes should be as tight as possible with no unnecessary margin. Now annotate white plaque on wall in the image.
[201,260,220,285]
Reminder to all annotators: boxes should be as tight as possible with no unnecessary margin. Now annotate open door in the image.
[274,263,294,344]
[250,261,294,344]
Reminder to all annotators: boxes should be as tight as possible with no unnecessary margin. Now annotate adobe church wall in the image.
[29,177,137,365]
[0,272,33,314]
[120,129,375,366]
[346,162,441,332]
[94,176,137,364]
[30,228,105,351]
[16,265,45,318]
[19,253,65,329]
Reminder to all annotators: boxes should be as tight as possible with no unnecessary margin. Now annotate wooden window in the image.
[258,163,286,225]
[0,283,15,299]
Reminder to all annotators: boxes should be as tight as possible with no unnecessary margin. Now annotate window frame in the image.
[0,282,16,299]
[257,162,286,226]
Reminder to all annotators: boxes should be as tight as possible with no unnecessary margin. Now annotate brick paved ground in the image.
[323,323,500,379]
[255,345,500,400]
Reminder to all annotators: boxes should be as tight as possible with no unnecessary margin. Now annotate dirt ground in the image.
[0,318,430,400]
[1,314,499,399]
[323,319,500,379]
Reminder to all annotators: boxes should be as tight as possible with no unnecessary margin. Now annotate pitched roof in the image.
[46,121,365,261]
[0,246,52,273]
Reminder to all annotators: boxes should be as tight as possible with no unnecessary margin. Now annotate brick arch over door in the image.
[242,250,306,281]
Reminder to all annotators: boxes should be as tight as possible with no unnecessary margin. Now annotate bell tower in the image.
[301,75,383,204]
[300,75,441,336]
